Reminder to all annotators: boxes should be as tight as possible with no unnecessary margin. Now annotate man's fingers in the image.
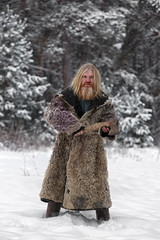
[101,126,110,133]
[75,130,84,136]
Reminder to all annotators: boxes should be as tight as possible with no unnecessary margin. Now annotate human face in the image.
[81,69,94,87]
[79,69,95,100]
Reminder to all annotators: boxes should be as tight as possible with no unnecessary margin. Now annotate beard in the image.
[78,86,95,100]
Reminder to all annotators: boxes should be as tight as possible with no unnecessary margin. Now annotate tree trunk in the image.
[62,30,73,88]
[19,0,28,19]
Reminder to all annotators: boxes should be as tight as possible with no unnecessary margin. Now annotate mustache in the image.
[81,82,94,87]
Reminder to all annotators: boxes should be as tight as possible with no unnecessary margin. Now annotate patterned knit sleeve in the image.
[43,95,82,135]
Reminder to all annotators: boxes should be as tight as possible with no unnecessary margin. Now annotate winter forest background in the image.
[0,0,160,150]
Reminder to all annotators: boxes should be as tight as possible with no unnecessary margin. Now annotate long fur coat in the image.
[40,87,119,210]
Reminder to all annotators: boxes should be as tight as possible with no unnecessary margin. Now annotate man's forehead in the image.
[82,69,94,75]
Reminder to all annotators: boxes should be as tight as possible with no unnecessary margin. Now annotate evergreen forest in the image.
[0,0,160,149]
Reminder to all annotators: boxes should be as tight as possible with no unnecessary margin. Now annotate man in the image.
[40,63,119,223]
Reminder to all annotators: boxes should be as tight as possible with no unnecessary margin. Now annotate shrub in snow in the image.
[107,70,154,147]
[114,89,153,147]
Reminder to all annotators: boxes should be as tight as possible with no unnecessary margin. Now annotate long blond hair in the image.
[71,63,103,98]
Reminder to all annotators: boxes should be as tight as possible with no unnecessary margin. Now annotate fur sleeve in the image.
[43,95,82,134]
[99,100,120,140]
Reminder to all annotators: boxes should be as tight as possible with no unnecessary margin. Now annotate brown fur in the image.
[40,95,119,210]
[84,119,119,135]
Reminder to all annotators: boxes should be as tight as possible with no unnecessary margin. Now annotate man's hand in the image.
[101,126,110,134]
[75,130,84,136]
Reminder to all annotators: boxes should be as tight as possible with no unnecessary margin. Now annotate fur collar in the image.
[60,86,108,118]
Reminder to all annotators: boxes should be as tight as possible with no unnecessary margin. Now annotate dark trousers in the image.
[46,201,110,221]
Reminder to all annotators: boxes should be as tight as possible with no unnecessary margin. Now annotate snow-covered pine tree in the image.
[110,70,153,147]
[0,6,50,148]
[117,90,153,147]
[141,0,160,12]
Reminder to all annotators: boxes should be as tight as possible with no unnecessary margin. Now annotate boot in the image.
[96,208,110,223]
[46,200,62,218]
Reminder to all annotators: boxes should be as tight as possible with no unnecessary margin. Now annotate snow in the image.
[0,147,160,240]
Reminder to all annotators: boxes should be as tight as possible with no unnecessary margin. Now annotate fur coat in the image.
[40,87,119,210]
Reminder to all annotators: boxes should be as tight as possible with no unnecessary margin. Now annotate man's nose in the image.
[86,77,91,82]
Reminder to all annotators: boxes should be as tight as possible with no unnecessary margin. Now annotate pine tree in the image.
[0,6,49,148]
[111,70,153,147]
[140,0,160,13]
[118,90,153,147]
[114,0,160,145]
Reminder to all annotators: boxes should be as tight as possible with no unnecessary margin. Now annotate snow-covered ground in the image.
[0,147,160,240]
